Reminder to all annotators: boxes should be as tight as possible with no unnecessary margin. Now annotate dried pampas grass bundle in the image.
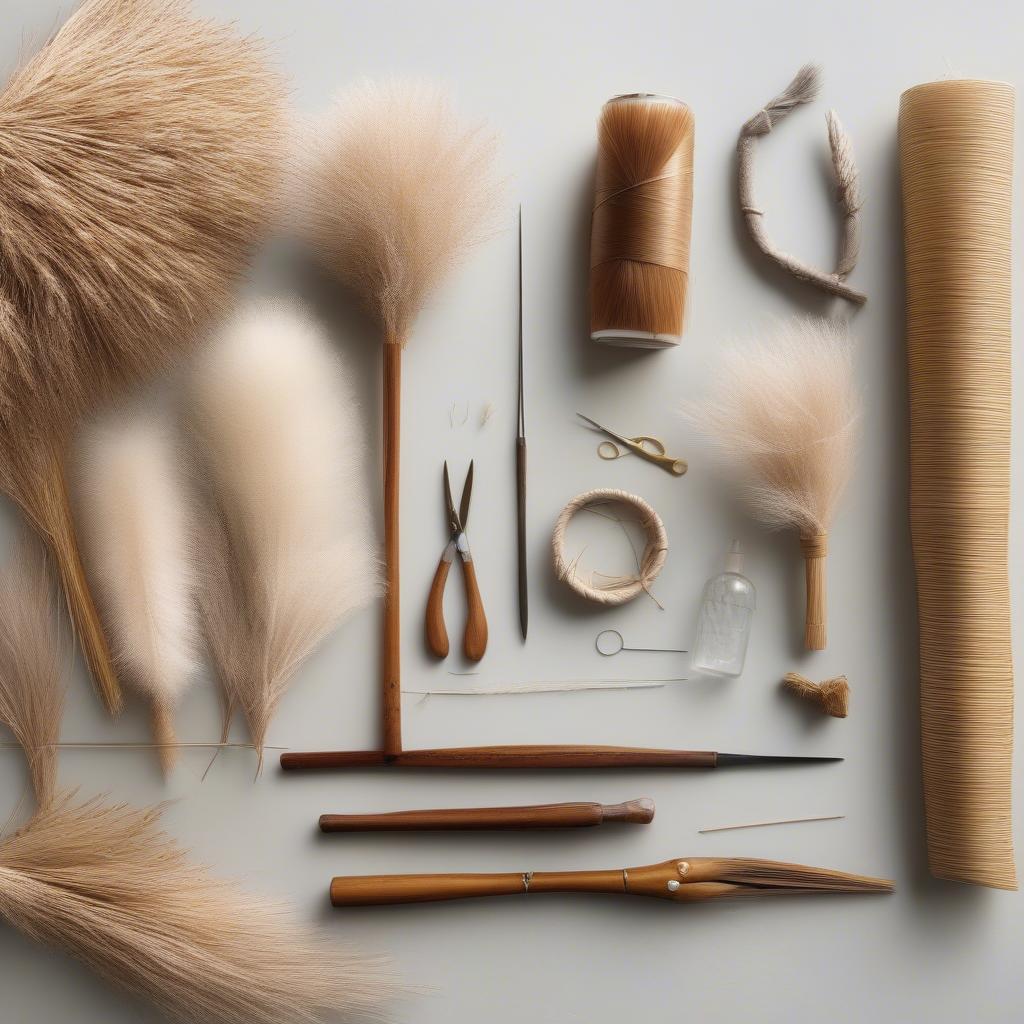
[0,797,393,1024]
[687,318,858,650]
[303,79,501,756]
[0,540,62,808]
[0,520,394,1021]
[0,0,285,716]
[307,79,501,343]
[77,413,198,775]
[190,301,378,767]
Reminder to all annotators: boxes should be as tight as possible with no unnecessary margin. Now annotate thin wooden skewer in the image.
[698,815,844,834]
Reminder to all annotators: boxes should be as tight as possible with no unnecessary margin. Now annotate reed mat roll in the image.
[899,79,1017,891]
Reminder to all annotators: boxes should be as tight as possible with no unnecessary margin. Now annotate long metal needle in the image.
[516,205,528,641]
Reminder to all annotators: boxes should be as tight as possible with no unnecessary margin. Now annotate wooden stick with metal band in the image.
[319,798,655,833]
[330,857,894,907]
[283,745,840,771]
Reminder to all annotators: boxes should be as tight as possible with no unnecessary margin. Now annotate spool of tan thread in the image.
[590,93,694,348]
[899,79,1017,891]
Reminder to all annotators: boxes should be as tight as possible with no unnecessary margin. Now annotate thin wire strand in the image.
[699,815,844,834]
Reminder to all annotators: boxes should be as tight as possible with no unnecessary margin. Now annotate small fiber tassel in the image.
[783,672,849,718]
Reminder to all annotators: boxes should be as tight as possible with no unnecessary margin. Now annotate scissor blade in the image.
[576,412,630,447]
[459,461,474,530]
[443,462,461,534]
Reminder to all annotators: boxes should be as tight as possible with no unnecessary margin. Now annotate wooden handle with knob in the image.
[424,552,452,658]
[319,798,655,832]
[800,532,828,651]
[460,557,488,661]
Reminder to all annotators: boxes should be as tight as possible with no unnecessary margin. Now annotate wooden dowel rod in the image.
[283,745,717,771]
[382,342,403,755]
[319,798,654,832]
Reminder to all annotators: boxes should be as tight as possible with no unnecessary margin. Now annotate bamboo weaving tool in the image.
[330,857,893,907]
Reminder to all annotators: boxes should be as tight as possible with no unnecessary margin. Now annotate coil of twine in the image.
[590,93,694,348]
[551,489,667,606]
[899,79,1017,891]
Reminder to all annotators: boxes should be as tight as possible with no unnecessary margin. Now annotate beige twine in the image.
[551,489,667,606]
[899,78,1016,891]
[737,64,866,304]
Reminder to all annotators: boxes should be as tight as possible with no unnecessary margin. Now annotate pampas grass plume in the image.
[685,318,858,649]
[691,318,857,537]
[0,0,286,715]
[77,412,198,775]
[305,79,501,343]
[190,300,379,765]
[0,798,394,1023]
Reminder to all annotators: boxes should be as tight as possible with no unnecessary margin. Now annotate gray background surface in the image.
[0,1,1021,1021]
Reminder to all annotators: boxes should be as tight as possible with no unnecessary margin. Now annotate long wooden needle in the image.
[516,204,528,641]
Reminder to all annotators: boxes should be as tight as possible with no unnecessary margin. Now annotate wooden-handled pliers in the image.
[425,461,488,661]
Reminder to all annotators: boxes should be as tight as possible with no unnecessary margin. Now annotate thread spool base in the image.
[591,329,680,350]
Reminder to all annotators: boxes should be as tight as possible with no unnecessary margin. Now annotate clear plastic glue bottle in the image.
[691,541,756,678]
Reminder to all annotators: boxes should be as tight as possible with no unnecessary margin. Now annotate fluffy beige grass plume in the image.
[0,0,285,715]
[189,300,379,767]
[686,318,858,649]
[305,78,501,343]
[77,413,198,775]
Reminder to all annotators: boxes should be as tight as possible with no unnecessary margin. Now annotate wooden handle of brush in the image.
[382,344,403,754]
[282,745,719,770]
[516,437,528,639]
[425,557,451,658]
[801,533,828,650]
[319,798,654,832]
[461,559,488,661]
[330,868,629,906]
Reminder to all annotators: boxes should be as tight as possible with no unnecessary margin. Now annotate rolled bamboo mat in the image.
[899,79,1017,890]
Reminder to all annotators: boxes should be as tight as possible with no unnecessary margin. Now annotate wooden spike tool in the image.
[283,747,840,770]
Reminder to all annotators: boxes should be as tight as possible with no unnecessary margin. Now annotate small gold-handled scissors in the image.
[576,413,687,476]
